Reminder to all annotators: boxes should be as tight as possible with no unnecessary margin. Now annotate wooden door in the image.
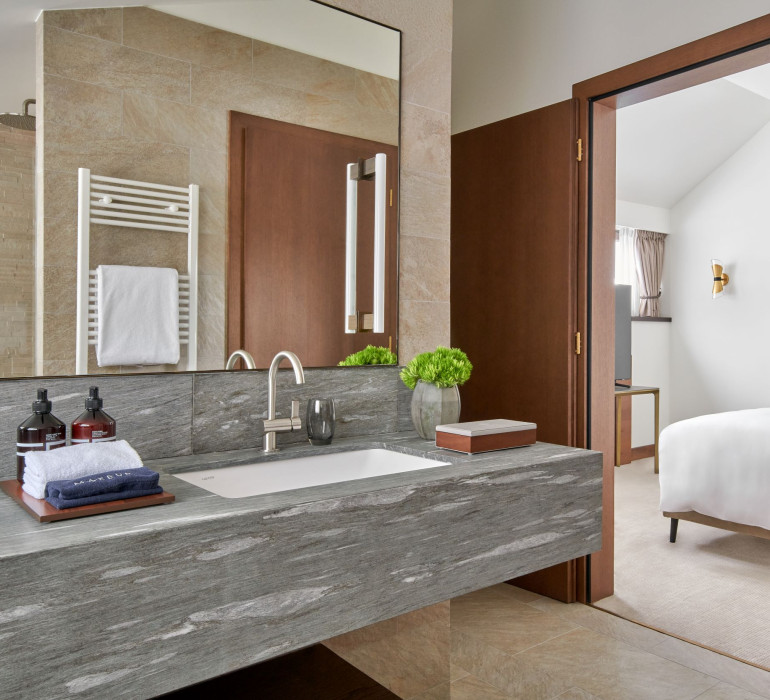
[451,99,583,601]
[228,113,398,368]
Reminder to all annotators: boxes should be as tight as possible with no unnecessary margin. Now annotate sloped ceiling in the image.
[616,65,770,209]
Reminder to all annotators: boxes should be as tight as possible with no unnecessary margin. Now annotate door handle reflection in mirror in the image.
[345,153,386,334]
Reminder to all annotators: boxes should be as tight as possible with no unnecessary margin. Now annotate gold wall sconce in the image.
[712,259,729,298]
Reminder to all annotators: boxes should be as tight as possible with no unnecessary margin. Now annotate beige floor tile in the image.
[410,682,450,700]
[450,662,470,682]
[526,597,669,653]
[514,627,719,700]
[553,689,601,700]
[651,637,770,699]
[451,586,578,655]
[450,674,510,699]
[452,627,569,700]
[695,681,770,700]
[326,616,449,699]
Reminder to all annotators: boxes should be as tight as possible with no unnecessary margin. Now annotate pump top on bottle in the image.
[72,386,117,444]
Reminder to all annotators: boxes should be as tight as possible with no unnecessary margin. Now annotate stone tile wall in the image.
[0,124,35,377]
[0,365,409,481]
[37,6,400,375]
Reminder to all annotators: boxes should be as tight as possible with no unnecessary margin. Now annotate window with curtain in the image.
[615,226,667,317]
[615,226,638,314]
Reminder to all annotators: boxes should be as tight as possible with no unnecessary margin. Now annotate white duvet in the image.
[659,408,770,531]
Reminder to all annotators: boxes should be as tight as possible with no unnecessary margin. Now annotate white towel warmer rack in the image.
[75,167,199,374]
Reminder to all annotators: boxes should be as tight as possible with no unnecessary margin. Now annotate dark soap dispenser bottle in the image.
[71,386,116,445]
[16,389,67,482]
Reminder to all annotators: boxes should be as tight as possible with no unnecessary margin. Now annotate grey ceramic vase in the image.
[410,380,461,440]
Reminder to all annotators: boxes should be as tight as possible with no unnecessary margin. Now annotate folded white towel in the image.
[22,440,143,500]
[97,265,180,367]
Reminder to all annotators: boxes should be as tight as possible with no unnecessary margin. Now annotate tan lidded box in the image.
[435,419,537,454]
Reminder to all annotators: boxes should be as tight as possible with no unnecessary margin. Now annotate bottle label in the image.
[71,436,117,444]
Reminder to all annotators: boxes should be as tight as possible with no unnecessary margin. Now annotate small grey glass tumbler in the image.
[306,398,335,445]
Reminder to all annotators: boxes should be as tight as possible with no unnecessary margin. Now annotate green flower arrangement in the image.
[338,345,397,366]
[400,346,472,390]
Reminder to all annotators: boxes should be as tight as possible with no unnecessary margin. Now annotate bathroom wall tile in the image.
[123,7,252,76]
[355,72,399,114]
[191,366,402,454]
[42,265,76,315]
[402,48,452,115]
[89,224,187,271]
[0,374,193,479]
[252,40,357,101]
[123,93,227,153]
[400,104,450,177]
[304,94,399,145]
[191,64,309,126]
[41,313,75,363]
[190,148,226,239]
[399,171,450,241]
[399,236,450,303]
[43,24,191,104]
[43,74,123,136]
[44,8,123,43]
[398,301,450,362]
[198,232,225,279]
[41,215,77,268]
[42,170,78,218]
[44,124,190,187]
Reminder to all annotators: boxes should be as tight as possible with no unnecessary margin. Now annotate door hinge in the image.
[574,331,581,355]
[576,138,583,162]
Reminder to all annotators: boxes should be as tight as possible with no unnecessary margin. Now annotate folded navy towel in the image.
[45,467,162,510]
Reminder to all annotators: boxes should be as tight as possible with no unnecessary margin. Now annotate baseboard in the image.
[631,444,654,461]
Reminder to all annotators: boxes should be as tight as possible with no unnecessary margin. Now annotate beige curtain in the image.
[633,230,666,317]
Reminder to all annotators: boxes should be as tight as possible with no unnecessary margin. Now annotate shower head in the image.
[0,99,36,131]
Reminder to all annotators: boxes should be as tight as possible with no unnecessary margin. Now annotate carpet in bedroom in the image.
[593,457,770,670]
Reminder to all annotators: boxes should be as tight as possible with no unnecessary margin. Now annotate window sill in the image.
[632,316,671,322]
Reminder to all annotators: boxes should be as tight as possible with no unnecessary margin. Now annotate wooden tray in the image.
[0,479,174,523]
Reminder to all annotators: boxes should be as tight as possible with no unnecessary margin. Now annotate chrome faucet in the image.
[225,349,256,370]
[263,350,305,453]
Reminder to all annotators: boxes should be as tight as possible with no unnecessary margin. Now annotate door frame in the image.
[573,13,770,602]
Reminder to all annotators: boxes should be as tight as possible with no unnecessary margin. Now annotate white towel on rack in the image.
[97,265,180,366]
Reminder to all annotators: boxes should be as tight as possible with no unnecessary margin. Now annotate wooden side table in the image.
[614,385,660,473]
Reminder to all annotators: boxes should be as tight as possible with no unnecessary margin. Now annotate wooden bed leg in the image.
[669,518,679,543]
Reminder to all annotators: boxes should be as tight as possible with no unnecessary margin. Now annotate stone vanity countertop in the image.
[0,433,597,559]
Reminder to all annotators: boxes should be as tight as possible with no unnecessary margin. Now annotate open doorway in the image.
[577,19,770,670]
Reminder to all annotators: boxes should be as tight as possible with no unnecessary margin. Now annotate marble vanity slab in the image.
[0,433,602,699]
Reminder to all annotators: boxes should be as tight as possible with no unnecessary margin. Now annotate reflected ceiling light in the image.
[712,259,729,298]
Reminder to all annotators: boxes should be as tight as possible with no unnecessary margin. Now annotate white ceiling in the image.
[616,65,770,210]
[0,0,398,117]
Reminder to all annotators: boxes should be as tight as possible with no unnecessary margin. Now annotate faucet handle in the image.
[290,400,302,431]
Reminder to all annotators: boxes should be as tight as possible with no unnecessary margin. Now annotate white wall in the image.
[616,200,672,446]
[669,121,770,422]
[616,200,670,235]
[630,323,670,447]
[452,0,770,133]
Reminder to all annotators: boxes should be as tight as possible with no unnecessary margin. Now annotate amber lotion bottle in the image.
[16,389,67,482]
[71,386,116,445]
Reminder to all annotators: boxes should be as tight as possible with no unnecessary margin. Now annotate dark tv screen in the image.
[615,284,632,381]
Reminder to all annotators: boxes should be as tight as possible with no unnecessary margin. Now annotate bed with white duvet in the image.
[659,407,770,541]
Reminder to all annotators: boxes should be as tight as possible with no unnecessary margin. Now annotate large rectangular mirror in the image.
[0,0,400,378]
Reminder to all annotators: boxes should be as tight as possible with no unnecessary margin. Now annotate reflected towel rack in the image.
[75,167,199,374]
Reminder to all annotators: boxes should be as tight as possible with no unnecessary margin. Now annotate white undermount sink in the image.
[172,448,451,498]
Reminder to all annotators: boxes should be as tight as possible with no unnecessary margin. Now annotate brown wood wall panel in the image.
[451,99,579,447]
